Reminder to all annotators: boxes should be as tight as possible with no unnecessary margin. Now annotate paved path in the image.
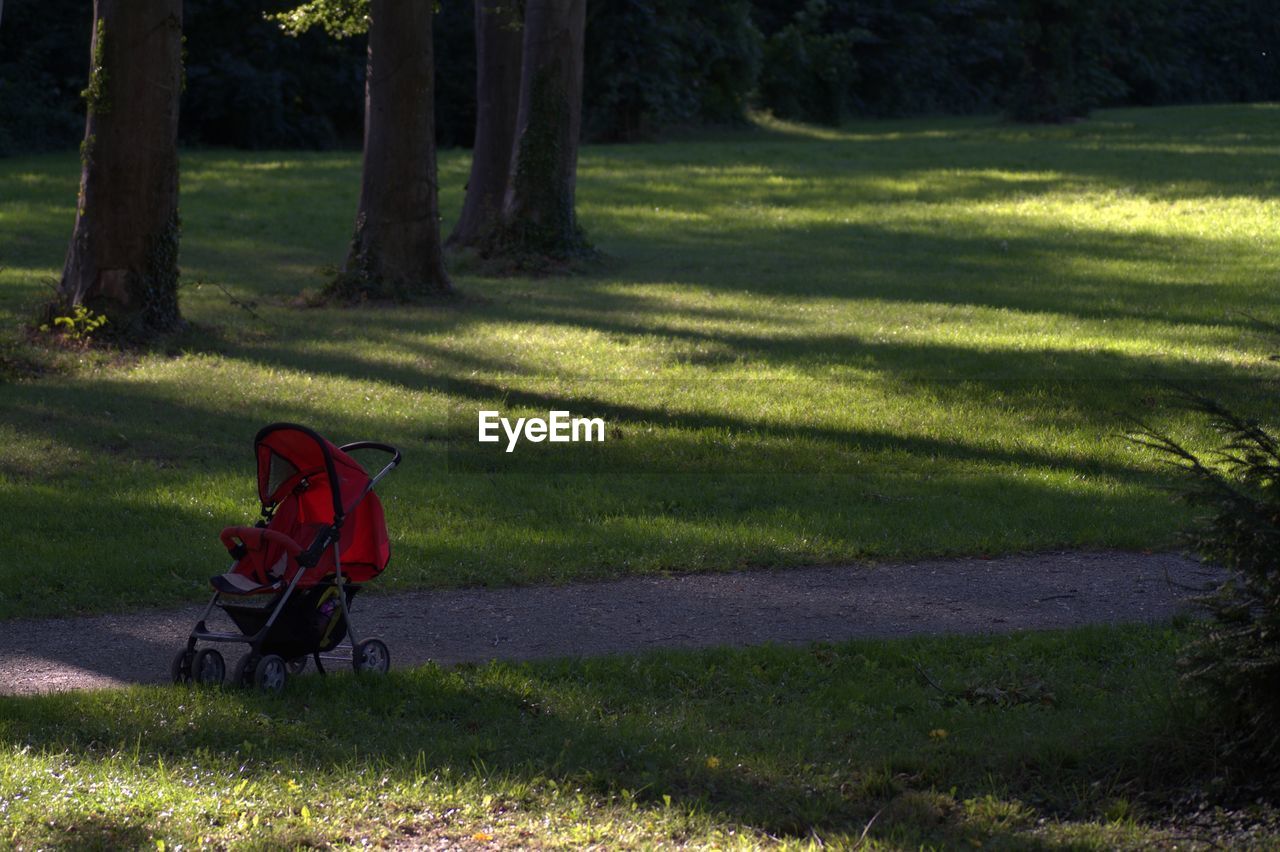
[0,550,1220,695]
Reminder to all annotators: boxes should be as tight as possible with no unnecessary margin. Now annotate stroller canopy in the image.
[255,423,390,583]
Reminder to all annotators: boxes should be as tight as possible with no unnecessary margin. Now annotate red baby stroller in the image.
[171,423,401,692]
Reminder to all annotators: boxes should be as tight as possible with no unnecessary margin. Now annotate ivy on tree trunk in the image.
[496,0,591,263]
[58,0,184,341]
[332,0,451,301]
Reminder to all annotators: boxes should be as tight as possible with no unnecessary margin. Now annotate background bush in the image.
[0,0,92,155]
[1136,395,1280,766]
[181,0,366,150]
[2,0,1278,155]
[583,0,760,140]
[754,0,1280,125]
[0,0,367,154]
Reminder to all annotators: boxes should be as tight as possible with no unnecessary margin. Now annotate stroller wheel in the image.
[254,654,287,693]
[286,656,308,675]
[353,638,390,674]
[170,648,195,684]
[192,649,226,686]
[233,653,261,688]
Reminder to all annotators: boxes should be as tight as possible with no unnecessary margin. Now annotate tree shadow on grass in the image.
[11,294,1251,484]
[228,310,1274,475]
[578,213,1277,333]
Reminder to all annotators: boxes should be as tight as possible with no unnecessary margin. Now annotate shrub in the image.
[1134,394,1280,764]
[754,0,1280,126]
[431,0,478,149]
[583,0,760,140]
[676,0,762,125]
[758,1,864,125]
[584,0,691,141]
[38,305,109,346]
[0,0,92,155]
[181,0,365,150]
[755,0,1021,124]
[1007,0,1096,121]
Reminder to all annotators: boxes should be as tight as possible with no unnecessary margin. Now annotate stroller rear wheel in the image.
[192,649,226,686]
[170,648,195,684]
[353,638,390,674]
[287,656,308,675]
[254,654,288,693]
[233,652,261,688]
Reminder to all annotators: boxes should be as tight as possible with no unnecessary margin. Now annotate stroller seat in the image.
[211,500,328,596]
[211,572,282,596]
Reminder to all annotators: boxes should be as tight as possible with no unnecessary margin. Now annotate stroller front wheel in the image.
[254,654,287,693]
[170,648,195,684]
[353,638,390,675]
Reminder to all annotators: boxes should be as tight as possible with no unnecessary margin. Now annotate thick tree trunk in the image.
[447,0,523,250]
[59,0,184,340]
[499,0,590,259]
[334,0,451,300]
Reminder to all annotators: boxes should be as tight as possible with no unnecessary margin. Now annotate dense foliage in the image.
[754,0,1279,124]
[1135,395,1280,765]
[583,0,760,140]
[0,0,367,154]
[2,0,1278,154]
[755,0,1020,123]
[182,0,367,149]
[0,0,91,154]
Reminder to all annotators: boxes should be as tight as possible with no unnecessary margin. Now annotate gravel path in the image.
[0,550,1220,696]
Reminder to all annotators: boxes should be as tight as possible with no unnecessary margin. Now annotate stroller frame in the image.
[174,424,401,690]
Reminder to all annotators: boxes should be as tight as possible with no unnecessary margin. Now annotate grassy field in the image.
[2,105,1278,848]
[1,104,1279,620]
[0,626,1218,849]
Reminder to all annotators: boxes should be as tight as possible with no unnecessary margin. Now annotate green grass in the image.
[2,104,1279,619]
[0,626,1224,849]
[3,105,1277,847]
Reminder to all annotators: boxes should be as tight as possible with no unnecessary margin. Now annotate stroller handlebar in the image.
[339,441,402,470]
[335,441,402,524]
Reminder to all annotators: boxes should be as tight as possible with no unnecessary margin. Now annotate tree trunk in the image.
[499,0,590,259]
[447,0,523,250]
[59,0,184,340]
[334,0,451,300]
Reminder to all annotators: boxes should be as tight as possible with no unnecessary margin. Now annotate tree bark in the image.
[447,0,523,250]
[334,0,451,300]
[59,0,184,339]
[499,0,590,259]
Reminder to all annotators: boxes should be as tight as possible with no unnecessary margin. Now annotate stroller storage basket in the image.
[220,583,360,660]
